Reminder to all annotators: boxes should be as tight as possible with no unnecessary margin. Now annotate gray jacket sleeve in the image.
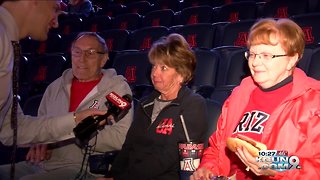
[0,105,76,145]
[0,31,76,145]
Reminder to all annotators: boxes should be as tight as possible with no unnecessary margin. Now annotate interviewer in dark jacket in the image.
[100,33,208,180]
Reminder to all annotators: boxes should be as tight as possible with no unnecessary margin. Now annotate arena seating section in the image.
[2,0,320,165]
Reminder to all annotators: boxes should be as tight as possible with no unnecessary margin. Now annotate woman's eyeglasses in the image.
[244,50,287,62]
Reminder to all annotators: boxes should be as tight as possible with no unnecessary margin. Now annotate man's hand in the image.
[26,144,51,165]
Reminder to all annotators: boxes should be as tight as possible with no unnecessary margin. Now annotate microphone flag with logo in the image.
[73,92,132,147]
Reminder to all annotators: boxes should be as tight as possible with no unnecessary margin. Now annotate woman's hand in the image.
[26,144,51,164]
[235,147,277,176]
[190,167,215,180]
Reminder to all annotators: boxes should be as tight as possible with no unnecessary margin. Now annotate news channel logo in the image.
[256,150,301,172]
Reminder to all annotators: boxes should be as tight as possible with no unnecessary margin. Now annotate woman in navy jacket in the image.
[106,33,208,180]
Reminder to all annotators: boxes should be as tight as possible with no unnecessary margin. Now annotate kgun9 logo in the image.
[256,150,301,171]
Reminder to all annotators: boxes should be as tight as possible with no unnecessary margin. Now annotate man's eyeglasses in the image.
[71,47,106,59]
[244,50,287,62]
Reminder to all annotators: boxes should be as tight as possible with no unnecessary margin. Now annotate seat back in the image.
[177,5,214,25]
[297,47,313,74]
[291,13,320,48]
[128,26,169,50]
[112,50,152,87]
[23,94,43,116]
[211,46,249,105]
[225,48,250,85]
[53,16,84,35]
[204,99,222,146]
[112,13,142,31]
[214,1,257,22]
[215,19,256,47]
[172,23,216,49]
[308,47,320,80]
[20,36,37,55]
[262,0,308,18]
[34,33,63,54]
[112,50,153,99]
[153,0,182,12]
[19,55,31,106]
[126,1,152,15]
[25,54,67,95]
[181,0,224,9]
[210,85,235,106]
[142,9,175,28]
[189,49,220,98]
[95,3,128,17]
[85,15,112,32]
[213,46,243,86]
[99,29,130,52]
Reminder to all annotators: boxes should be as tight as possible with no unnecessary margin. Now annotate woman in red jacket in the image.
[191,18,320,180]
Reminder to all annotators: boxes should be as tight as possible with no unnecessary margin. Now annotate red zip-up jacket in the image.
[200,68,320,179]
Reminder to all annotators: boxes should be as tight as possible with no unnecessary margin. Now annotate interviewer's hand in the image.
[190,167,215,180]
[235,147,277,176]
[26,144,51,164]
[74,109,106,124]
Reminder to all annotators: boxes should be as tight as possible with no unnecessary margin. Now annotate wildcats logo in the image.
[180,158,200,171]
[156,118,175,135]
[89,100,99,109]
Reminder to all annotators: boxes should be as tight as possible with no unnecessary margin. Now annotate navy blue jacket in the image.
[110,86,208,180]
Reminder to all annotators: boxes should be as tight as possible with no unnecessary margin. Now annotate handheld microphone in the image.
[73,92,132,147]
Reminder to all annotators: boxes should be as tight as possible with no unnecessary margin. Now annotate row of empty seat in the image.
[18,45,320,109]
[20,11,320,58]
[51,0,320,35]
[93,0,320,18]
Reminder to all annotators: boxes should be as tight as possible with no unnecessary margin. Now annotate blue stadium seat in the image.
[204,99,222,146]
[142,9,175,28]
[214,19,256,47]
[297,48,313,74]
[99,29,130,52]
[112,13,142,31]
[213,1,257,23]
[291,13,320,48]
[172,23,216,49]
[112,51,153,99]
[23,94,43,116]
[261,0,308,18]
[189,49,220,99]
[24,54,67,96]
[126,1,152,15]
[85,15,112,32]
[152,0,182,12]
[95,3,128,17]
[176,5,214,25]
[128,26,169,50]
[213,46,249,86]
[308,47,320,80]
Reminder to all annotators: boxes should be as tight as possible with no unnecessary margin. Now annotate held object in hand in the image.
[73,92,132,147]
[226,134,267,157]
